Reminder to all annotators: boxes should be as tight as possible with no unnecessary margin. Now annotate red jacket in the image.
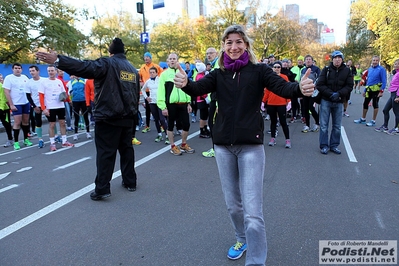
[262,74,290,106]
[85,79,94,106]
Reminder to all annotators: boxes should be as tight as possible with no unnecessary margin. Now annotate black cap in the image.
[273,61,282,68]
[108,38,125,54]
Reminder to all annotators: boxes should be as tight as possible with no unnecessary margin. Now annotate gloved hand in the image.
[330,92,340,102]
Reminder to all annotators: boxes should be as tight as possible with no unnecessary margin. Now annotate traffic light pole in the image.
[136,0,147,53]
[142,0,147,53]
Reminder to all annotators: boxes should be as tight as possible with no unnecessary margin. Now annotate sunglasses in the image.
[273,66,281,68]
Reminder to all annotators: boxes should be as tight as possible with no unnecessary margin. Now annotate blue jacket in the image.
[70,78,86,101]
[301,65,321,83]
[367,65,387,90]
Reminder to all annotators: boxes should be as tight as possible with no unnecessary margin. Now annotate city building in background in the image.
[148,0,208,28]
[146,1,337,44]
[283,4,336,44]
[284,4,299,22]
[320,27,336,44]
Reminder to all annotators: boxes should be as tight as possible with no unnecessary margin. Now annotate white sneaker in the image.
[4,140,13,147]
[302,126,310,133]
[310,124,319,132]
[73,135,78,141]
[86,132,92,139]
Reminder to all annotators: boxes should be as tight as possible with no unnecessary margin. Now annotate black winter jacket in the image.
[58,53,140,121]
[316,62,354,103]
[182,62,301,145]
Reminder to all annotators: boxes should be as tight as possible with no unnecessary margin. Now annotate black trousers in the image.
[94,120,136,194]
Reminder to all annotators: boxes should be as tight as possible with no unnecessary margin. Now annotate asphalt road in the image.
[0,92,398,266]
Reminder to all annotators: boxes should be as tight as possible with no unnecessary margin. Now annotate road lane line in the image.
[341,126,357,162]
[0,131,200,240]
[53,157,92,171]
[375,211,385,229]
[0,172,11,181]
[0,184,18,194]
[44,146,74,155]
[16,167,33,173]
[73,140,93,147]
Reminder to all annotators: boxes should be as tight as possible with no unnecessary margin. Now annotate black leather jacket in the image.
[182,62,301,145]
[58,53,140,121]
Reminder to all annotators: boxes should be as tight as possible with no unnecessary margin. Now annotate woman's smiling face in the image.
[223,33,248,60]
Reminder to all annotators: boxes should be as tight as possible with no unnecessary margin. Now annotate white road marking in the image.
[375,211,385,229]
[0,162,7,165]
[341,126,357,162]
[16,167,33,173]
[0,131,94,157]
[0,184,18,194]
[73,140,93,147]
[0,172,11,181]
[44,146,73,155]
[0,132,199,240]
[53,157,92,171]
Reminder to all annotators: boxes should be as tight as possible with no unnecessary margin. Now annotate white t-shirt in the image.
[38,78,66,109]
[3,74,29,105]
[26,77,44,107]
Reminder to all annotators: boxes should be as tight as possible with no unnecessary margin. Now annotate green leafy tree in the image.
[88,10,148,66]
[344,0,376,65]
[365,0,399,68]
[0,0,87,63]
[191,15,223,60]
[253,12,303,60]
[345,0,399,70]
[211,0,247,27]
[148,18,194,62]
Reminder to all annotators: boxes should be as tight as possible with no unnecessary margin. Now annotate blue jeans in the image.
[319,99,343,149]
[214,144,267,266]
[64,102,71,127]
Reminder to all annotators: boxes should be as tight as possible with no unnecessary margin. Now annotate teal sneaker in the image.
[164,138,170,145]
[354,118,366,124]
[227,241,247,260]
[154,135,162,142]
[366,120,376,127]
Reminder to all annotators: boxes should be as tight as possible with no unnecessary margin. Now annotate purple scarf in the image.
[223,51,249,72]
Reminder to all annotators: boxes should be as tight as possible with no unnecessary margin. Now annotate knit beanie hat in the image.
[272,61,282,68]
[108,38,125,54]
[195,62,206,73]
[144,52,152,59]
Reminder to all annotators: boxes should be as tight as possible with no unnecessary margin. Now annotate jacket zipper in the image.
[231,71,240,145]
